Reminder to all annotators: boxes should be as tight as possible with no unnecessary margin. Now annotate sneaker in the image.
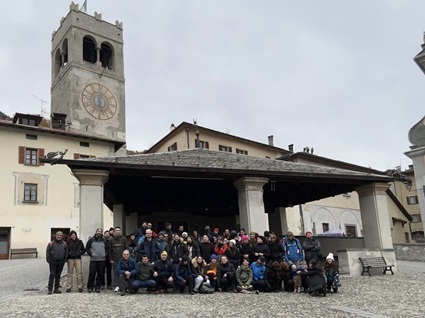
[255,290,260,294]
[114,287,119,292]
[78,288,83,293]
[53,289,62,294]
[88,289,93,293]
[48,290,52,295]
[66,288,71,293]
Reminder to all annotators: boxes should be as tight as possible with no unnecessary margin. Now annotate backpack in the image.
[49,240,66,249]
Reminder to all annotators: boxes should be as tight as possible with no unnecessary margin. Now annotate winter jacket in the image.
[137,261,156,281]
[219,262,235,278]
[191,258,207,277]
[116,257,139,278]
[268,241,285,263]
[86,234,109,262]
[138,238,161,262]
[224,246,240,268]
[169,242,188,264]
[154,259,174,279]
[302,238,321,263]
[67,238,85,259]
[214,243,228,255]
[282,237,303,262]
[157,239,169,254]
[239,243,252,263]
[250,243,271,263]
[302,266,326,292]
[186,243,199,260]
[250,262,266,282]
[175,262,196,282]
[46,239,68,263]
[199,242,214,262]
[236,265,253,286]
[109,235,129,261]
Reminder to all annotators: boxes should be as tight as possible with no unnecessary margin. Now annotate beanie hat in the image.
[305,231,312,236]
[241,235,249,241]
[214,228,219,232]
[259,256,266,263]
[182,232,188,237]
[210,254,217,260]
[204,225,210,230]
[326,253,334,261]
[229,239,236,246]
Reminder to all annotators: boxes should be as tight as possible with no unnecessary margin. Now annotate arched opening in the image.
[62,39,68,65]
[54,49,61,78]
[100,42,114,69]
[82,36,97,63]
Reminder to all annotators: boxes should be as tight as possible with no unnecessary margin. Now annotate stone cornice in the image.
[72,169,109,186]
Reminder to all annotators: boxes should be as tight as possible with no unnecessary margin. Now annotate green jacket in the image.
[137,261,155,281]
[236,265,253,286]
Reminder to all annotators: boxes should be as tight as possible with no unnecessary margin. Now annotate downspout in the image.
[185,127,190,149]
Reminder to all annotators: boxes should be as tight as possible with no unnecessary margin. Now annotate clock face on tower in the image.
[81,83,118,120]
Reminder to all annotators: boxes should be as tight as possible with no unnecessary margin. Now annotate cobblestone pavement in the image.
[0,259,424,318]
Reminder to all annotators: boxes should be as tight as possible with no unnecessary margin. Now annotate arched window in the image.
[100,42,114,69]
[83,36,96,63]
[62,39,68,65]
[54,49,61,78]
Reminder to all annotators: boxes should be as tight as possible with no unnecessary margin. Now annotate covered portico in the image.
[51,148,399,275]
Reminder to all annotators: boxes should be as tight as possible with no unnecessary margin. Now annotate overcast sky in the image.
[1,1,424,171]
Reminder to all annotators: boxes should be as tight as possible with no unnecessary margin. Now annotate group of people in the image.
[45,223,341,296]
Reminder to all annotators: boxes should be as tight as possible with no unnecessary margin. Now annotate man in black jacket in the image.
[46,231,68,294]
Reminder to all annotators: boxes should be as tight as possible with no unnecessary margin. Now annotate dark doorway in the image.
[155,220,190,235]
[50,227,70,242]
[0,227,11,259]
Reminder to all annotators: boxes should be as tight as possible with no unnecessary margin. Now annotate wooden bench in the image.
[359,256,394,276]
[10,248,38,259]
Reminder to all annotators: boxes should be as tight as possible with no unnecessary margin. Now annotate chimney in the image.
[170,123,176,131]
[268,135,274,146]
[288,144,294,153]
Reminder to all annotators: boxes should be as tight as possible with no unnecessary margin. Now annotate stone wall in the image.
[393,243,425,261]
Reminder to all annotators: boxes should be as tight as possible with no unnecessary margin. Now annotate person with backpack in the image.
[46,231,68,294]
[66,230,85,292]
[282,231,304,267]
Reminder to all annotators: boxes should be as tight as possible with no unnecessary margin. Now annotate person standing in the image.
[109,226,128,292]
[282,231,303,266]
[46,231,68,294]
[66,230,85,292]
[103,230,113,290]
[86,228,109,293]
[302,231,321,263]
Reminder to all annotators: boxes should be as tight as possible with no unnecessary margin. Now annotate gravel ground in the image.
[0,259,424,318]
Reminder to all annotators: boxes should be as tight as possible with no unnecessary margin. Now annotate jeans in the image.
[48,260,65,291]
[132,279,156,292]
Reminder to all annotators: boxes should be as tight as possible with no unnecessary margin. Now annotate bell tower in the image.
[50,2,125,142]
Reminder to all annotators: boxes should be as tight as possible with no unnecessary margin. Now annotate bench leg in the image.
[361,267,372,276]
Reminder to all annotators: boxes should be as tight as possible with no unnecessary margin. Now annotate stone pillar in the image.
[126,212,138,236]
[234,177,269,234]
[73,169,109,243]
[113,204,125,232]
[405,147,425,235]
[356,183,392,249]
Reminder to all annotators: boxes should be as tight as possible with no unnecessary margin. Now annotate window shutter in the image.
[18,146,25,164]
[205,142,209,149]
[229,147,232,152]
[419,214,422,222]
[38,148,45,166]
[74,153,80,159]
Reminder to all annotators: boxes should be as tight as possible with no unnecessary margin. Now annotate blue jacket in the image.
[250,262,266,281]
[282,237,303,262]
[116,257,139,278]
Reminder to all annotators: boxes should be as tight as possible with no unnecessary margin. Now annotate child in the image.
[323,253,341,293]
[290,264,303,292]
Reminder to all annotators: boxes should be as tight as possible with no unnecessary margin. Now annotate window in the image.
[80,141,90,147]
[219,145,232,152]
[407,196,419,205]
[236,148,248,155]
[50,228,70,242]
[26,134,37,140]
[100,42,114,69]
[24,183,37,202]
[25,148,38,165]
[20,118,37,126]
[322,223,329,232]
[195,139,209,149]
[83,36,97,63]
[168,142,177,152]
[411,214,422,223]
[74,153,95,159]
[345,225,356,237]
[19,147,44,166]
[405,232,410,243]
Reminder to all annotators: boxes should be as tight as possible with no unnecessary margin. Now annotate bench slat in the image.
[10,248,38,259]
[359,256,394,276]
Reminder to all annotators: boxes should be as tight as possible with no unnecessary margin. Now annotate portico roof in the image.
[48,148,398,215]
